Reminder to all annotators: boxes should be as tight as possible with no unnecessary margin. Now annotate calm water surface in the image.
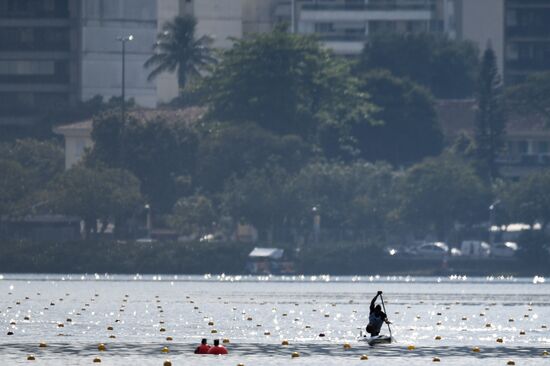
[0,274,549,365]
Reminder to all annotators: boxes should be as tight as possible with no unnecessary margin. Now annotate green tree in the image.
[196,122,311,192]
[202,26,374,139]
[503,171,550,229]
[144,15,215,92]
[357,33,479,99]
[0,159,30,217]
[222,165,292,242]
[0,139,64,191]
[287,161,396,241]
[474,46,506,181]
[397,154,490,240]
[169,194,217,237]
[506,71,550,126]
[52,166,143,238]
[354,70,443,165]
[89,110,199,212]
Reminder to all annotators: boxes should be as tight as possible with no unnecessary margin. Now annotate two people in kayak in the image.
[366,291,391,336]
[194,338,228,355]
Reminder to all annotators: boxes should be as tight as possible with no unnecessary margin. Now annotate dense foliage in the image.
[357,33,479,98]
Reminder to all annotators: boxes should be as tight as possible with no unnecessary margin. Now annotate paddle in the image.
[380,293,393,340]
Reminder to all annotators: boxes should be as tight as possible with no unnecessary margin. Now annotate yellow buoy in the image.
[208,321,214,326]
[433,357,440,362]
[407,345,416,351]
[507,361,515,365]
[223,338,230,344]
[472,346,480,353]
[485,323,492,328]
[360,354,369,360]
[343,343,351,350]
[211,329,218,334]
[163,360,172,366]
[542,350,549,356]
[107,326,113,331]
[161,346,170,353]
[291,351,300,358]
[97,343,106,351]
[93,357,101,363]
[519,330,526,335]
[237,364,245,366]
[27,355,36,361]
[542,324,547,329]
[160,327,166,332]
[166,336,173,341]
[39,342,47,348]
[109,335,116,339]
[435,336,442,340]
[496,338,503,343]
[282,340,289,346]
[461,317,467,321]
[247,317,253,321]
[264,331,271,335]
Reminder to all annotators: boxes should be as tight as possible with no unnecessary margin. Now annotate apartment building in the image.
[277,0,456,55]
[0,0,79,126]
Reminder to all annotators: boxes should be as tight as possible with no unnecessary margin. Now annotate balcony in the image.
[497,153,550,166]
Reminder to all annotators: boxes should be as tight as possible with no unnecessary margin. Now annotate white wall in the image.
[459,0,505,75]
[80,0,159,107]
[190,0,243,49]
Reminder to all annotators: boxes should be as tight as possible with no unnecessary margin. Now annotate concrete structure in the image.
[181,0,243,50]
[0,0,80,126]
[79,0,160,107]
[504,0,550,84]
[455,0,505,76]
[53,120,93,170]
[278,0,455,55]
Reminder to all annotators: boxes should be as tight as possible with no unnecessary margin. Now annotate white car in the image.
[491,242,518,257]
[413,242,449,258]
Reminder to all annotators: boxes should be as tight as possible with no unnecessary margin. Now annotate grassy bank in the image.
[0,240,547,276]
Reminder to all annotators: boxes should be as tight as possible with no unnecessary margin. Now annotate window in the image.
[538,141,549,154]
[518,141,528,154]
[0,60,55,75]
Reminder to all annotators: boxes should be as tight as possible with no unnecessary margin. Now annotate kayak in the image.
[358,334,392,346]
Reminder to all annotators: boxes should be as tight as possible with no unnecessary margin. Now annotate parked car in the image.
[460,240,490,257]
[491,242,518,258]
[413,242,449,258]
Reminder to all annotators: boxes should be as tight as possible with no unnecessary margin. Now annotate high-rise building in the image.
[276,0,456,55]
[0,0,79,126]
[504,0,550,84]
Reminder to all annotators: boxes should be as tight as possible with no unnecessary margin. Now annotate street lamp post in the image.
[116,35,134,124]
[489,200,501,248]
[312,206,320,245]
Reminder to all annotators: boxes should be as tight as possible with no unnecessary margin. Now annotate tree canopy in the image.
[354,70,443,165]
[357,33,479,99]
[202,26,375,139]
[506,71,550,126]
[144,15,216,91]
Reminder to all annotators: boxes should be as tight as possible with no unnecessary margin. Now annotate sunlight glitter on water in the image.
[0,275,549,365]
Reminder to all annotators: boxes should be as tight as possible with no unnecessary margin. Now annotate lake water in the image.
[1,274,549,365]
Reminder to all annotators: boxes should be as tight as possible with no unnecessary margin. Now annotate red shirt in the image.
[194,344,211,354]
[207,345,228,355]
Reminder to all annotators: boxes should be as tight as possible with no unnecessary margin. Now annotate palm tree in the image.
[144,15,215,93]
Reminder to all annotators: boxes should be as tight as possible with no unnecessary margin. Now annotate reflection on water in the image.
[0,274,548,365]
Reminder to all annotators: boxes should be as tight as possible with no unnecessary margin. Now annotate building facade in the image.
[277,0,456,55]
[0,0,80,126]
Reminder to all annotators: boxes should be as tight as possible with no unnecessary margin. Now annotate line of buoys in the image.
[97,343,106,351]
[161,346,170,353]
